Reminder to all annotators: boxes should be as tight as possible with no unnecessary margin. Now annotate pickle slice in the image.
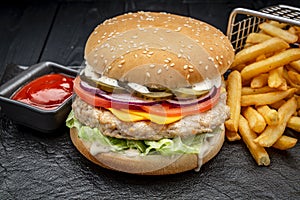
[95,80,126,93]
[173,88,209,99]
[135,91,173,100]
[80,73,126,93]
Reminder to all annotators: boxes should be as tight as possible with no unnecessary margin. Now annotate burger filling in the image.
[66,65,229,157]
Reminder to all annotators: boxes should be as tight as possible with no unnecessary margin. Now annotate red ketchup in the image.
[12,74,74,110]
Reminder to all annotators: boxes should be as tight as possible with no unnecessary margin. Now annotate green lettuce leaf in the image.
[66,111,215,155]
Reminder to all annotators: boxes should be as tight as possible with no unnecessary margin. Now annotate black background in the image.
[0,0,299,199]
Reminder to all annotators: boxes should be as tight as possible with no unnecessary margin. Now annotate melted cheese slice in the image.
[108,108,183,124]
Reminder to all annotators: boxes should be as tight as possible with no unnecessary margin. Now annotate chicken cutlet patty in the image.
[72,91,229,141]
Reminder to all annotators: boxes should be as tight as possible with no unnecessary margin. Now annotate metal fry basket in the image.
[227,4,300,52]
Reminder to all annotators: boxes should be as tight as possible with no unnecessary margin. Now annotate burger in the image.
[66,11,234,175]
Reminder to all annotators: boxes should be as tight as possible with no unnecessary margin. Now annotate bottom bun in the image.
[70,126,225,175]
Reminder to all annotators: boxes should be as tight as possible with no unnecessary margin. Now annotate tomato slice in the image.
[73,77,111,109]
[140,88,220,117]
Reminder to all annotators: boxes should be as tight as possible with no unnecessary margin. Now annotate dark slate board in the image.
[39,1,125,66]
[0,0,299,199]
[0,2,57,81]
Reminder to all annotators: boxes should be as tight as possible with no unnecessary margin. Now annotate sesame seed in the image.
[164,59,170,63]
[188,65,193,69]
[120,60,125,64]
[170,63,175,67]
[215,64,218,68]
[175,27,182,32]
[187,74,190,79]
[167,57,172,61]
[143,50,148,54]
[118,65,122,68]
[220,55,224,59]
[134,54,138,58]
[148,51,154,55]
[97,40,101,43]
[201,42,205,46]
[205,65,208,70]
[183,65,188,70]
[146,72,151,77]
[177,54,182,58]
[150,64,155,68]
[210,47,214,51]
[157,69,162,74]
[189,69,194,72]
[161,47,167,51]
[208,57,214,62]
[199,61,203,65]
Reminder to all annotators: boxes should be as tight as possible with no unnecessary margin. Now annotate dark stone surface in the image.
[0,1,299,199]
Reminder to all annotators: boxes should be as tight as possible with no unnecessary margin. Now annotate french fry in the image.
[250,73,268,88]
[231,37,289,68]
[295,95,300,109]
[242,107,266,133]
[287,116,300,132]
[256,105,279,125]
[241,48,300,82]
[267,20,288,29]
[290,60,300,73]
[225,70,242,132]
[287,70,300,85]
[256,54,266,62]
[268,67,285,89]
[245,33,272,44]
[241,88,296,106]
[272,135,298,150]
[225,129,241,142]
[269,99,286,110]
[238,115,270,166]
[259,22,298,43]
[241,86,278,95]
[254,97,297,147]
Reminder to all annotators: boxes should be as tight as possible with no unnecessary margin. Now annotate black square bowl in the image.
[0,62,79,133]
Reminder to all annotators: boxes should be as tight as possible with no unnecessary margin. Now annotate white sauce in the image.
[192,76,221,91]
[90,142,112,155]
[195,125,224,172]
[127,82,150,93]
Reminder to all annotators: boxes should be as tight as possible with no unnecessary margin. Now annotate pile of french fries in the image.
[225,20,300,166]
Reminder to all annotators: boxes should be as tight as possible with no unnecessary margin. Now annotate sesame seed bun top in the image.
[84,11,234,89]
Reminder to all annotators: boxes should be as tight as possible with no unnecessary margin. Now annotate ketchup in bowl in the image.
[12,74,74,110]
